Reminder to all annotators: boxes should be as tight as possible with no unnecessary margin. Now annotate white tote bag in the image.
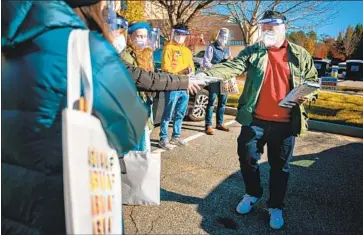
[121,127,161,205]
[62,29,123,235]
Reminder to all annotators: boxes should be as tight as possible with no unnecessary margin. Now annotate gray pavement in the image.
[330,80,363,96]
[123,115,363,235]
[338,80,363,88]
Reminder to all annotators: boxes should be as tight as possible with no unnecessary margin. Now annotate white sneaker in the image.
[158,139,173,150]
[170,137,187,146]
[236,194,260,214]
[268,208,284,229]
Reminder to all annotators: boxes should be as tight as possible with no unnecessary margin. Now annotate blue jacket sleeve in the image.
[89,33,148,156]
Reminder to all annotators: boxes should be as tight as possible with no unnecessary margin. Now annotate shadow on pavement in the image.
[179,126,205,133]
[161,143,363,235]
[161,189,203,205]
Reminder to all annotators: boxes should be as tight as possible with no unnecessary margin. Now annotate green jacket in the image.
[121,47,138,66]
[205,41,318,136]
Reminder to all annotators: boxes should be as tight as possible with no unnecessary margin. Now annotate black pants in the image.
[237,118,295,209]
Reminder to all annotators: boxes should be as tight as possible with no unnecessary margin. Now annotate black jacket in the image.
[125,63,189,91]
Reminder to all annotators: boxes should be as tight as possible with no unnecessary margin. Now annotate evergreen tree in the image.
[352,24,363,59]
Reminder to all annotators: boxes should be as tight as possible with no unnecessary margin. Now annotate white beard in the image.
[262,28,286,48]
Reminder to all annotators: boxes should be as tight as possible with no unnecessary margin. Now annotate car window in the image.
[314,63,322,69]
[195,50,205,58]
[351,65,360,72]
[153,49,162,63]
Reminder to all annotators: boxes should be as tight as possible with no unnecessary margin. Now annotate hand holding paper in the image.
[297,96,310,105]
[279,82,320,109]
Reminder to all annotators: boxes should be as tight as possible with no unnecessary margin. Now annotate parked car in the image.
[313,59,332,78]
[345,60,363,81]
[193,50,205,70]
[152,49,211,125]
[338,62,346,79]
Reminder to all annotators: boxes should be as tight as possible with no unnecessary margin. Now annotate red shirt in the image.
[254,40,291,122]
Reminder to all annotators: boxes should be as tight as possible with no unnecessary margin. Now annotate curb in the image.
[307,120,363,138]
[224,107,363,138]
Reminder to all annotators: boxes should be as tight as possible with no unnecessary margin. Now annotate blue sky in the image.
[208,1,363,39]
[315,1,363,38]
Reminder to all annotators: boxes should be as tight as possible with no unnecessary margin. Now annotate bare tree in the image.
[210,1,340,45]
[146,0,219,39]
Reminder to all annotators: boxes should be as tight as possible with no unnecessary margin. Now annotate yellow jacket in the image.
[161,41,195,75]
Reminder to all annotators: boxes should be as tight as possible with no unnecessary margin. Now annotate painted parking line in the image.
[152,120,237,154]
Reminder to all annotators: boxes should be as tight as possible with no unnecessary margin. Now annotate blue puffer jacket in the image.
[1,1,147,234]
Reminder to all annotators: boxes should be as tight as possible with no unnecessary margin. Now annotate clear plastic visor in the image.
[257,19,285,41]
[171,28,191,44]
[150,28,161,50]
[216,29,230,46]
[102,1,128,39]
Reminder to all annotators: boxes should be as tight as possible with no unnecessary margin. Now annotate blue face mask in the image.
[134,38,148,49]
[174,35,186,44]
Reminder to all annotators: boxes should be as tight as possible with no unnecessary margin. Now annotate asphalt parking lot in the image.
[123,115,363,234]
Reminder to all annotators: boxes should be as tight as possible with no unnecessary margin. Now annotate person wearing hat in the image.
[159,23,195,150]
[1,1,149,234]
[197,10,318,229]
[203,28,233,135]
[121,21,155,71]
[109,14,201,94]
[121,21,159,153]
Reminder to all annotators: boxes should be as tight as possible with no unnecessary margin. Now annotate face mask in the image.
[262,26,286,48]
[218,36,228,46]
[263,30,277,48]
[174,35,186,44]
[134,38,148,49]
[112,35,126,54]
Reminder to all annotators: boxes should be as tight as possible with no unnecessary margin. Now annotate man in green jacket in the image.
[199,11,318,229]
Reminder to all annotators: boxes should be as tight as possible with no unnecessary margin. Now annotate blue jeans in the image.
[159,91,189,140]
[237,118,295,209]
[205,91,227,127]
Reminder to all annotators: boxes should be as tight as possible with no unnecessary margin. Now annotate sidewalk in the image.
[123,116,363,234]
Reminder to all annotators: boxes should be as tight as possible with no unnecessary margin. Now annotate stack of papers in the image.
[189,75,223,85]
[279,82,321,108]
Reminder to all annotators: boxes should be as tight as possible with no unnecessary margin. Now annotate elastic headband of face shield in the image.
[172,28,190,35]
[258,18,285,26]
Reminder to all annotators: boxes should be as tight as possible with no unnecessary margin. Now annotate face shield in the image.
[257,18,286,48]
[171,28,190,45]
[216,28,230,47]
[103,1,128,53]
[150,28,161,50]
[129,28,149,50]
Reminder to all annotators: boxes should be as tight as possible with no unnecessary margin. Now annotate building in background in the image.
[190,14,245,56]
[119,1,246,56]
